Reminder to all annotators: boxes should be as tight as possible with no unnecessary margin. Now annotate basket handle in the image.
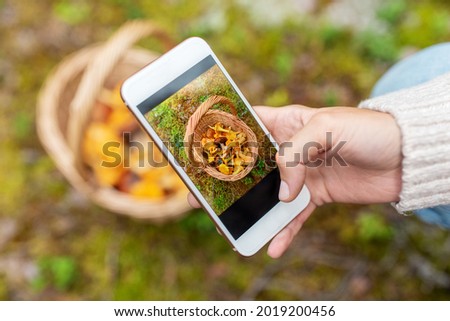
[68,20,174,154]
[186,95,237,136]
[184,95,237,165]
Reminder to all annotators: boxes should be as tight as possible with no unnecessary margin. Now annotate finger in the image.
[187,193,201,208]
[253,105,313,143]
[253,106,281,137]
[276,116,328,202]
[253,106,278,123]
[267,202,315,258]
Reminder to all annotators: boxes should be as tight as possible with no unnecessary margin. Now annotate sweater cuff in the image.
[359,72,450,213]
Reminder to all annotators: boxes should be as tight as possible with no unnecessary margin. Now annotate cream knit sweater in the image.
[359,72,450,214]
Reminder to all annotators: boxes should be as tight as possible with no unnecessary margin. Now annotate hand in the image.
[188,105,402,258]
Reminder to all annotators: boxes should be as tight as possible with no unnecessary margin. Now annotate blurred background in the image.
[1,0,450,300]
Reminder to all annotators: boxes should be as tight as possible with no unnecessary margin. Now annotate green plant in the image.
[324,89,338,106]
[264,88,289,107]
[179,209,215,234]
[0,276,7,300]
[242,176,253,185]
[53,0,91,25]
[377,0,407,25]
[32,256,78,291]
[319,24,347,48]
[275,51,294,81]
[252,159,267,177]
[356,212,394,243]
[355,30,399,62]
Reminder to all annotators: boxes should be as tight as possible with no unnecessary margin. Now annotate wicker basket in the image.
[36,21,191,222]
[184,95,258,182]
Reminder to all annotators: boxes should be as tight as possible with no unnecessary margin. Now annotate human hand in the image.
[188,105,402,258]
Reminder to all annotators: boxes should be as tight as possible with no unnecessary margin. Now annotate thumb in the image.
[276,117,328,202]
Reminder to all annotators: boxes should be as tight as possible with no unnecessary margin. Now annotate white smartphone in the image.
[121,37,310,256]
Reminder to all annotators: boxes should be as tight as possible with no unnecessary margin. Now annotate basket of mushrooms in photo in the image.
[184,95,258,182]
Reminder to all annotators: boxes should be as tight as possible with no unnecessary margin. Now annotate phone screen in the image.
[137,55,280,239]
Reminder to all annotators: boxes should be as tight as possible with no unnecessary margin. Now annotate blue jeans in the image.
[371,43,450,228]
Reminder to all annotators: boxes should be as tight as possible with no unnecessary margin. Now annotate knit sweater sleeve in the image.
[358,72,450,213]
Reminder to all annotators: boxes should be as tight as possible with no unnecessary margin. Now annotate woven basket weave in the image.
[184,95,258,181]
[36,21,190,221]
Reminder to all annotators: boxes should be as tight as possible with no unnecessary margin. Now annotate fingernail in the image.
[279,180,290,201]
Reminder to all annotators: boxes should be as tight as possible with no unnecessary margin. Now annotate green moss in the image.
[0,276,8,300]
[53,0,91,25]
[377,0,407,25]
[179,209,215,234]
[252,159,267,177]
[264,88,290,107]
[356,30,399,63]
[398,3,450,47]
[242,176,253,185]
[323,89,339,106]
[32,256,78,291]
[356,212,394,243]
[0,143,26,217]
[212,193,229,214]
[319,24,348,48]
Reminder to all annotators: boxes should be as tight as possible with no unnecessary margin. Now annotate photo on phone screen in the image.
[136,55,281,240]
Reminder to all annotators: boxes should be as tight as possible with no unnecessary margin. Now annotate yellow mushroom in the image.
[218,163,231,175]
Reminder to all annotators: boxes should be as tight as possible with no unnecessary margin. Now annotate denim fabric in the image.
[370,43,450,228]
[371,43,450,97]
